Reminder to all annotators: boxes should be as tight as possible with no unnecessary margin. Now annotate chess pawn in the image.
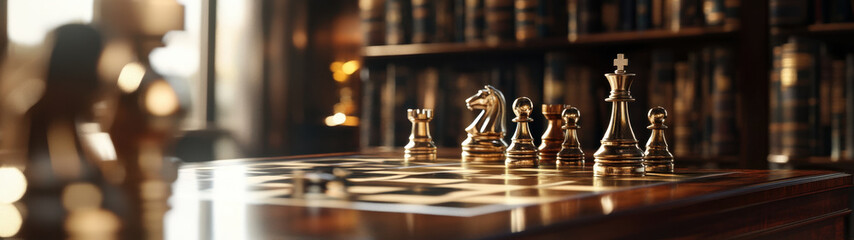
[593,54,645,176]
[643,107,675,173]
[537,104,569,165]
[505,97,538,167]
[404,109,437,161]
[557,107,585,166]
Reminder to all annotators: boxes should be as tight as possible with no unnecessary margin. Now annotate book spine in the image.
[814,0,828,24]
[829,0,853,22]
[465,0,486,42]
[386,0,413,44]
[515,0,539,41]
[846,54,854,159]
[360,0,385,46]
[542,0,567,38]
[673,61,694,156]
[681,0,703,28]
[699,47,713,157]
[703,0,725,26]
[455,0,467,42]
[723,0,740,29]
[649,49,675,111]
[619,0,637,31]
[710,46,739,156]
[568,0,579,40]
[650,49,676,149]
[779,37,817,158]
[768,0,810,27]
[383,64,416,146]
[668,0,681,31]
[544,52,567,104]
[652,0,664,29]
[816,43,833,156]
[830,59,846,160]
[637,0,652,30]
[602,0,619,32]
[412,0,436,43]
[381,63,398,147]
[360,66,385,147]
[435,0,456,42]
[485,0,515,43]
[769,45,783,157]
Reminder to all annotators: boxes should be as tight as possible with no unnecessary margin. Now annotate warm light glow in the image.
[48,120,82,180]
[117,62,146,93]
[0,204,22,238]
[325,112,347,126]
[8,0,94,46]
[341,60,360,75]
[0,168,27,203]
[601,195,614,214]
[330,61,343,72]
[4,78,45,115]
[98,40,136,83]
[333,71,349,82]
[62,182,102,210]
[65,208,120,239]
[145,80,180,116]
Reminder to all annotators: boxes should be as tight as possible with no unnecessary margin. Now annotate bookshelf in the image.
[358,0,771,169]
[363,27,737,59]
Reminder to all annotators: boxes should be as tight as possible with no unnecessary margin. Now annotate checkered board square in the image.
[173,156,730,217]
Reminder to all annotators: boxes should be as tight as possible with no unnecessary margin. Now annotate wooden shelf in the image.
[772,22,854,36]
[362,27,737,59]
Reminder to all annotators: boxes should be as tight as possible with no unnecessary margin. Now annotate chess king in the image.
[462,85,508,162]
[593,54,646,176]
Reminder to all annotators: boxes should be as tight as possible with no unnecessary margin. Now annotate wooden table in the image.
[164,151,852,239]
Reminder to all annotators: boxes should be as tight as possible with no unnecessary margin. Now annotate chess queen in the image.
[461,85,508,162]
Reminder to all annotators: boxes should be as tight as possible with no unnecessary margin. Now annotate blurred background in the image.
[0,0,850,168]
[0,0,852,239]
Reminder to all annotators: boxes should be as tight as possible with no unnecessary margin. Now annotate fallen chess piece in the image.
[557,107,585,167]
[291,168,351,199]
[643,106,675,173]
[404,109,437,161]
[505,97,538,167]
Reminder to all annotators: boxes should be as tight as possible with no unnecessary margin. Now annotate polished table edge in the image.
[175,150,854,239]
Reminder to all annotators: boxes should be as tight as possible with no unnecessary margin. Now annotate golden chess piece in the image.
[593,54,645,176]
[505,97,538,167]
[557,107,585,166]
[537,104,568,165]
[643,106,675,173]
[461,85,508,162]
[404,109,437,161]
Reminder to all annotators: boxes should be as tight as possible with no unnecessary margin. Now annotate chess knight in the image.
[462,85,508,162]
[593,54,646,176]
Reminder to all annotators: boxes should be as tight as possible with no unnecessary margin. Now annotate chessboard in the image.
[173,154,731,217]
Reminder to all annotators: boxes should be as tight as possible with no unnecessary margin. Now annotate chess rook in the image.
[593,54,645,176]
[404,109,438,161]
[557,107,585,166]
[643,107,675,173]
[537,104,568,165]
[506,97,538,167]
[462,85,508,162]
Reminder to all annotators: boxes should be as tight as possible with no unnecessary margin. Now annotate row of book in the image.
[544,47,739,158]
[769,37,854,162]
[361,47,740,159]
[770,0,854,27]
[359,0,741,46]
